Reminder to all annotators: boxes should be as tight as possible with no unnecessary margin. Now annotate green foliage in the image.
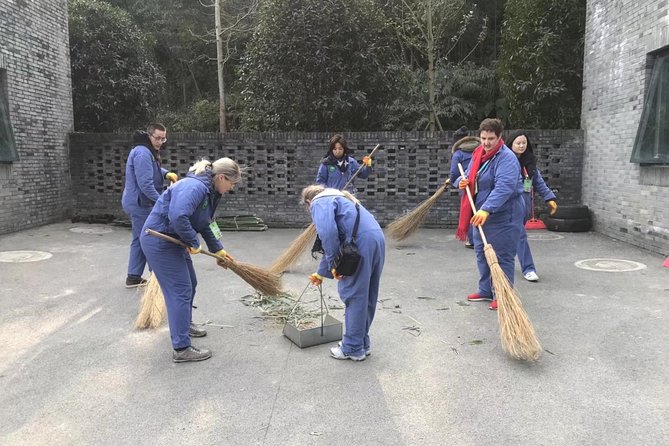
[69,0,165,131]
[157,100,220,132]
[497,0,586,128]
[382,61,495,130]
[238,0,394,131]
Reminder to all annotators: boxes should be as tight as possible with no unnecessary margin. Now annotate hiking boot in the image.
[329,346,366,361]
[524,271,539,282]
[172,346,212,363]
[125,275,147,288]
[467,293,492,302]
[489,300,498,311]
[189,323,207,338]
[339,341,371,356]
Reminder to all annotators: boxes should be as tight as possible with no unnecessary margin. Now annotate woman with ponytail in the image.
[140,157,242,363]
[455,119,525,311]
[301,184,385,361]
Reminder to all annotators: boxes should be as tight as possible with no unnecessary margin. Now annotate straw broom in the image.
[269,143,383,274]
[145,229,283,296]
[457,163,542,362]
[386,179,450,241]
[134,272,166,329]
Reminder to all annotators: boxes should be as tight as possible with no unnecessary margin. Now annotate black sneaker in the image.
[189,323,207,337]
[172,346,212,363]
[125,275,148,288]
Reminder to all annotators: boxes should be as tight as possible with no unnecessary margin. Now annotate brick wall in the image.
[582,1,669,254]
[0,1,73,235]
[69,130,583,227]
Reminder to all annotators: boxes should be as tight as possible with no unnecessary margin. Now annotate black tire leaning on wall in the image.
[551,205,591,220]
[545,217,592,232]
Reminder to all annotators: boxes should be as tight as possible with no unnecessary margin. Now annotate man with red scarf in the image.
[455,118,525,311]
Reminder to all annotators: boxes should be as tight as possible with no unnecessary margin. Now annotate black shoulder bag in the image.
[332,204,361,276]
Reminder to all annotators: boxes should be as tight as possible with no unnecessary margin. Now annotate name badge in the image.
[523,178,533,192]
[209,221,222,239]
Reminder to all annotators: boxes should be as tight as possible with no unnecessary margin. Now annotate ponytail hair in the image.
[189,157,243,183]
[300,184,360,206]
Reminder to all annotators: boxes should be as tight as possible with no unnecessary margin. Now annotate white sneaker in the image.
[524,271,539,282]
[329,346,366,361]
[339,341,371,356]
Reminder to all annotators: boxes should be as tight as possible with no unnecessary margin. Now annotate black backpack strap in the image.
[351,204,360,241]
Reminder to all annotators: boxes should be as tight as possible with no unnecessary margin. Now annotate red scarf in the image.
[456,138,504,240]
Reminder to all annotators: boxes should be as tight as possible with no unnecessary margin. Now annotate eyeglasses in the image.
[151,134,167,143]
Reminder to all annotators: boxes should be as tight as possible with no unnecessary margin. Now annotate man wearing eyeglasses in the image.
[121,123,179,288]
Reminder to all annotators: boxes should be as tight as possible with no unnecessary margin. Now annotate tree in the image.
[383,0,490,130]
[497,0,586,128]
[239,0,394,131]
[69,0,165,131]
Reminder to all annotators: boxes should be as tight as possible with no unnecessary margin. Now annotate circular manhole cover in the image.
[69,226,113,235]
[526,233,564,241]
[0,250,53,263]
[574,258,647,272]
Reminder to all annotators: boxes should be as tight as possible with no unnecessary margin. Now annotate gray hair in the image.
[190,157,242,183]
[300,184,360,206]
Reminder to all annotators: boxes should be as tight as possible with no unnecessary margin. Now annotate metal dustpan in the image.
[283,283,342,348]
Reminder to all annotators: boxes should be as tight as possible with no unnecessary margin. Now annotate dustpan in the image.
[663,257,669,268]
[525,189,547,230]
[283,283,342,348]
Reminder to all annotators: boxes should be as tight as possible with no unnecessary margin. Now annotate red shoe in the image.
[489,300,498,311]
[467,293,492,302]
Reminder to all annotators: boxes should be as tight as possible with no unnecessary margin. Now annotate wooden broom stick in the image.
[457,163,542,362]
[269,144,383,275]
[145,229,283,296]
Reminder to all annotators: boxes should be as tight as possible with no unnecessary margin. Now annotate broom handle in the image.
[343,144,382,190]
[145,229,232,265]
[457,163,489,245]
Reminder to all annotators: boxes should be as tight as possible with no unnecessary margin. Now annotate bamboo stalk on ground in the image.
[145,229,283,296]
[457,163,541,362]
[386,179,450,241]
[269,144,383,274]
[134,272,166,329]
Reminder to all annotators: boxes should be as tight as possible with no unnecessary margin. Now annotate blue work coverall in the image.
[121,139,168,278]
[315,156,371,194]
[517,168,556,275]
[311,190,385,358]
[458,146,525,299]
[140,172,224,350]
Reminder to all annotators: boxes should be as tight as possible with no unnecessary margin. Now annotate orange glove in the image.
[459,178,470,189]
[331,268,343,280]
[309,273,323,286]
[470,210,490,226]
[188,244,202,255]
[547,200,558,216]
[362,156,372,167]
[214,248,234,269]
[165,172,179,183]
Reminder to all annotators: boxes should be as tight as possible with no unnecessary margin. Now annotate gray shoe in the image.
[330,345,366,361]
[189,323,207,337]
[339,341,371,356]
[172,346,212,363]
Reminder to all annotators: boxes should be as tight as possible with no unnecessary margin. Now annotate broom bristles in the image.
[269,224,317,274]
[134,272,166,329]
[484,245,542,362]
[386,187,446,241]
[225,260,283,296]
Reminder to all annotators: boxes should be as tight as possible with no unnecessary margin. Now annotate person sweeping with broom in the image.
[301,184,385,361]
[456,118,525,311]
[140,157,242,363]
[507,131,558,282]
[449,126,480,248]
[315,134,372,195]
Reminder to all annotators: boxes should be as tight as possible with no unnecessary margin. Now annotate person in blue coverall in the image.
[449,126,480,248]
[455,118,525,311]
[301,184,385,361]
[508,131,558,282]
[121,123,178,288]
[140,158,241,363]
[315,134,372,194]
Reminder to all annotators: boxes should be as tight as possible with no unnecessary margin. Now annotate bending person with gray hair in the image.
[140,158,242,363]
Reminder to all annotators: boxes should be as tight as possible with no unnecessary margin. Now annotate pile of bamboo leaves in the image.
[241,291,322,327]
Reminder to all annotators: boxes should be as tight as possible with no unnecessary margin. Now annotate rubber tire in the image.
[545,216,592,232]
[552,205,590,220]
